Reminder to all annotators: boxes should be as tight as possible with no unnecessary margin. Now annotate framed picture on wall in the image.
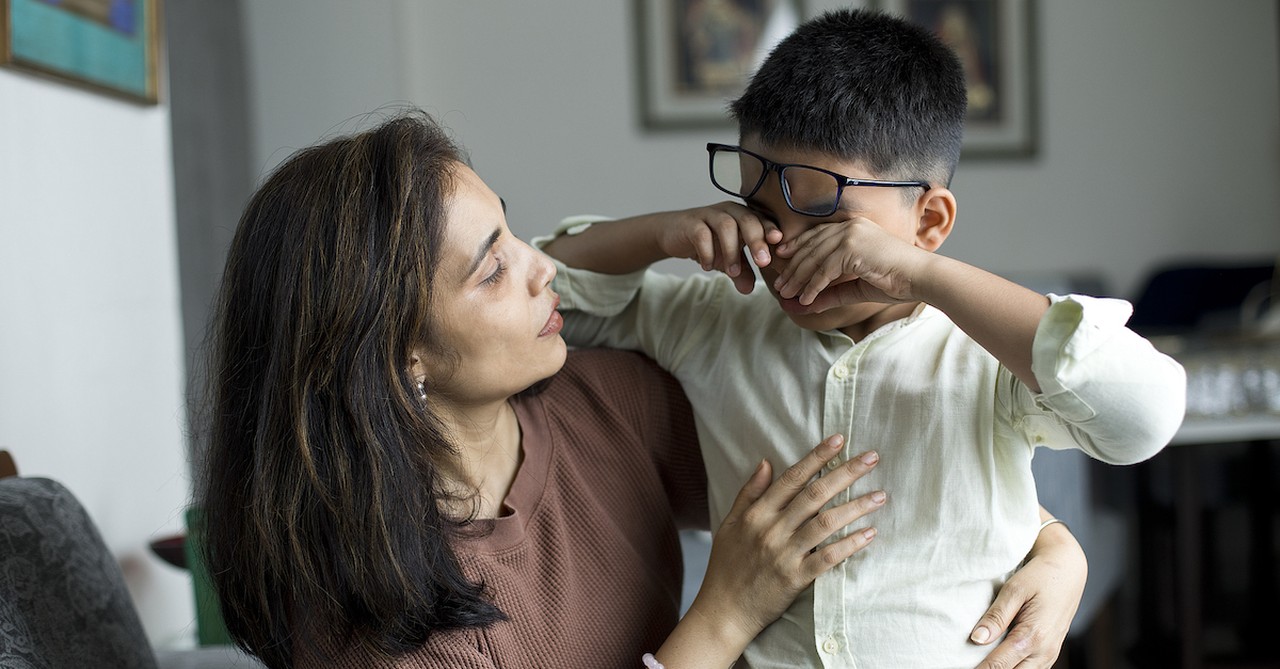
[636,0,804,129]
[875,0,1036,157]
[0,0,160,104]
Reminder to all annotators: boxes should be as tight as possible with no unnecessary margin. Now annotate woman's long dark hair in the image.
[197,111,503,669]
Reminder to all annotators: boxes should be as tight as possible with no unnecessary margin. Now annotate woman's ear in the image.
[914,187,957,252]
[408,350,428,386]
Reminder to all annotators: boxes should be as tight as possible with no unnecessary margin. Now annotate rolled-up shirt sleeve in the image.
[1019,293,1187,464]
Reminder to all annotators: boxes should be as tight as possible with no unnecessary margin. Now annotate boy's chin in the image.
[774,296,864,332]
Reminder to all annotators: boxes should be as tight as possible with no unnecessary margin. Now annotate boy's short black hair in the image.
[730,8,967,187]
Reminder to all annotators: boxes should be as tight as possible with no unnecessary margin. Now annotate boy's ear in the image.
[913,186,956,252]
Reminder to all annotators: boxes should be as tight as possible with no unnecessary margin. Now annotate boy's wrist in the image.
[903,249,950,306]
[640,212,680,260]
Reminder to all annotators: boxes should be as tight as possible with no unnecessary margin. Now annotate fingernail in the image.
[862,528,877,541]
[970,626,990,644]
[755,249,770,264]
[728,264,739,276]
[859,450,879,465]
[871,490,886,504]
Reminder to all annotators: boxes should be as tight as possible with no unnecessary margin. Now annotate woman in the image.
[199,111,1085,668]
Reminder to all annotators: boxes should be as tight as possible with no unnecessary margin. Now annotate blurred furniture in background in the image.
[1129,260,1277,336]
[0,451,263,669]
[183,507,236,647]
[1126,259,1280,669]
[0,450,15,478]
[148,518,234,648]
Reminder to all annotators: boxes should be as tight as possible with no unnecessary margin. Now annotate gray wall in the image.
[166,0,254,462]
[239,0,1280,300]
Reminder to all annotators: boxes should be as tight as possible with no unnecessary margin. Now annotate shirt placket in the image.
[816,343,863,668]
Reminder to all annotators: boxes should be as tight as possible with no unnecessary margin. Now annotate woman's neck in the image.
[433,397,523,519]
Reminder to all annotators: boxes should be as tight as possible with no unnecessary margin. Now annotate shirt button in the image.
[826,456,841,470]
[822,637,841,654]
[832,366,848,379]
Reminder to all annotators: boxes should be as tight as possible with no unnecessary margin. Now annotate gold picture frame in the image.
[1,0,161,104]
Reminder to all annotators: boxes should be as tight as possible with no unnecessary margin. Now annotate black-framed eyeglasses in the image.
[706,143,931,217]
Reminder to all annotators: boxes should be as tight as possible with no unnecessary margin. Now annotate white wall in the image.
[243,0,1280,301]
[0,71,193,646]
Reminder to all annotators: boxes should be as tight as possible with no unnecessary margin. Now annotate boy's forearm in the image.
[913,253,1049,392]
[541,215,670,274]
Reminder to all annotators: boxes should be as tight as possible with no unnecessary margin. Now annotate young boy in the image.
[539,9,1185,667]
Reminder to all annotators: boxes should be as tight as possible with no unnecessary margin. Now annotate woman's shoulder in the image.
[552,349,683,406]
[562,347,666,380]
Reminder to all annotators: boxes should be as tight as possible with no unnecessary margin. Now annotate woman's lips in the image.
[539,297,563,337]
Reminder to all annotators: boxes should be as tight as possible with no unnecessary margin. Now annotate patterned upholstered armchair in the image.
[0,467,263,669]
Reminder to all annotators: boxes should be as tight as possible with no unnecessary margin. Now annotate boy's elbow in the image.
[1096,425,1174,465]
[1088,424,1174,465]
[1094,365,1187,465]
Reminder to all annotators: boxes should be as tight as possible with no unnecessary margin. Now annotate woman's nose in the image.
[529,248,556,293]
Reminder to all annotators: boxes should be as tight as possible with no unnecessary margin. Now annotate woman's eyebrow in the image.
[466,229,502,278]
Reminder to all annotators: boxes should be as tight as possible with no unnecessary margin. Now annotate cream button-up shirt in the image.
[536,220,1185,668]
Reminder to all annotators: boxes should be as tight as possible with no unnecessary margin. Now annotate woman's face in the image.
[420,164,566,408]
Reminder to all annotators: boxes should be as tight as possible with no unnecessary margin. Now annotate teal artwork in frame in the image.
[1,0,159,104]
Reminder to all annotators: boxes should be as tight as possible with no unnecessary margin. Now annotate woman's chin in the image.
[544,337,569,374]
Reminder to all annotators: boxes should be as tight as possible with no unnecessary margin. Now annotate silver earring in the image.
[417,382,426,400]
